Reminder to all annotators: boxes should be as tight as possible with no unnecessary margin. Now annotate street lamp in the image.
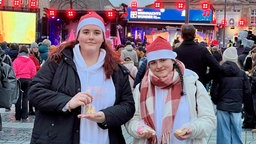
[185,0,190,24]
[223,0,227,48]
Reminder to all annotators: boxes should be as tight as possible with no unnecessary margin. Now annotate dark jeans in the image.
[15,78,31,120]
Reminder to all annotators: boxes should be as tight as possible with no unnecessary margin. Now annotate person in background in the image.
[136,46,146,67]
[249,47,256,132]
[8,43,19,62]
[121,41,138,67]
[233,37,241,48]
[123,56,138,91]
[142,35,147,46]
[28,42,41,115]
[227,40,233,48]
[1,41,9,54]
[29,42,41,71]
[243,47,256,129]
[39,39,51,62]
[173,37,182,49]
[28,11,135,144]
[13,46,36,121]
[133,46,147,88]
[0,47,12,66]
[238,46,251,70]
[210,46,223,63]
[0,47,13,113]
[210,47,251,144]
[126,36,216,144]
[174,24,220,87]
[115,44,124,59]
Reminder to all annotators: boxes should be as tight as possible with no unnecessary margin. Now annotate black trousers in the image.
[15,78,31,120]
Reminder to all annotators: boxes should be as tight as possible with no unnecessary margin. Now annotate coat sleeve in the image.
[125,85,154,140]
[28,60,71,113]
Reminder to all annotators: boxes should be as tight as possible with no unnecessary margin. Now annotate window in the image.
[233,9,240,12]
[251,9,256,25]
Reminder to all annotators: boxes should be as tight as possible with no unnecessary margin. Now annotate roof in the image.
[50,0,115,11]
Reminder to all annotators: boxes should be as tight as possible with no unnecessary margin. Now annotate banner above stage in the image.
[126,8,214,23]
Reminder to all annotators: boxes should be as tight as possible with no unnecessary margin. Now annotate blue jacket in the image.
[133,57,147,88]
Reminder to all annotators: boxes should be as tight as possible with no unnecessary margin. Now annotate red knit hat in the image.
[76,11,105,36]
[146,36,177,63]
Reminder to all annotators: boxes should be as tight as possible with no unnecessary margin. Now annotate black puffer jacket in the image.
[28,47,135,144]
[211,61,251,112]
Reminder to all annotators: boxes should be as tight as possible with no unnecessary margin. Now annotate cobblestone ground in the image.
[1,106,256,144]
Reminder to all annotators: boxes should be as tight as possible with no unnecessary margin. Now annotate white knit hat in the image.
[76,11,105,37]
[146,36,177,64]
[222,47,238,63]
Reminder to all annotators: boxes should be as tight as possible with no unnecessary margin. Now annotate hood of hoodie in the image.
[125,45,134,51]
[15,55,31,63]
[221,61,240,76]
[73,44,105,74]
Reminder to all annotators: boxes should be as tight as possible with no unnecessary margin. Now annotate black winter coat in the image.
[28,48,135,144]
[174,40,220,85]
[211,61,251,112]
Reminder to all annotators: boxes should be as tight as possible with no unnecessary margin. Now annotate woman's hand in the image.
[174,127,192,140]
[136,121,156,139]
[77,111,105,123]
[138,129,156,139]
[68,92,93,110]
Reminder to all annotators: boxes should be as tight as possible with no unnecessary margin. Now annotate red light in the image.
[29,0,37,8]
[201,2,210,10]
[49,9,56,18]
[106,10,115,20]
[221,19,227,26]
[154,2,162,8]
[67,9,75,18]
[238,19,246,26]
[0,0,4,6]
[13,0,21,7]
[176,2,185,10]
[131,1,137,8]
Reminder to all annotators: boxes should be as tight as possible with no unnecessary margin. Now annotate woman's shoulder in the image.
[184,69,199,79]
[116,63,130,75]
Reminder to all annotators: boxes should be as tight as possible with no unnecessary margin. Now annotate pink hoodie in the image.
[13,56,37,79]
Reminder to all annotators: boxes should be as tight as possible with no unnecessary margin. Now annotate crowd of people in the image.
[0,38,55,129]
[0,11,256,144]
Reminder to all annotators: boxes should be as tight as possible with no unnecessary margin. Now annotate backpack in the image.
[0,57,19,108]
[1,54,13,67]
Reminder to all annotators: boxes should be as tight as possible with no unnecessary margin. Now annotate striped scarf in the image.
[140,60,185,144]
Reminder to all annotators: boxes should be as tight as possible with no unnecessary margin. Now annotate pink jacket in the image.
[13,56,37,79]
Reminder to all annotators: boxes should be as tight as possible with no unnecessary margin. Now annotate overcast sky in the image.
[109,0,155,7]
